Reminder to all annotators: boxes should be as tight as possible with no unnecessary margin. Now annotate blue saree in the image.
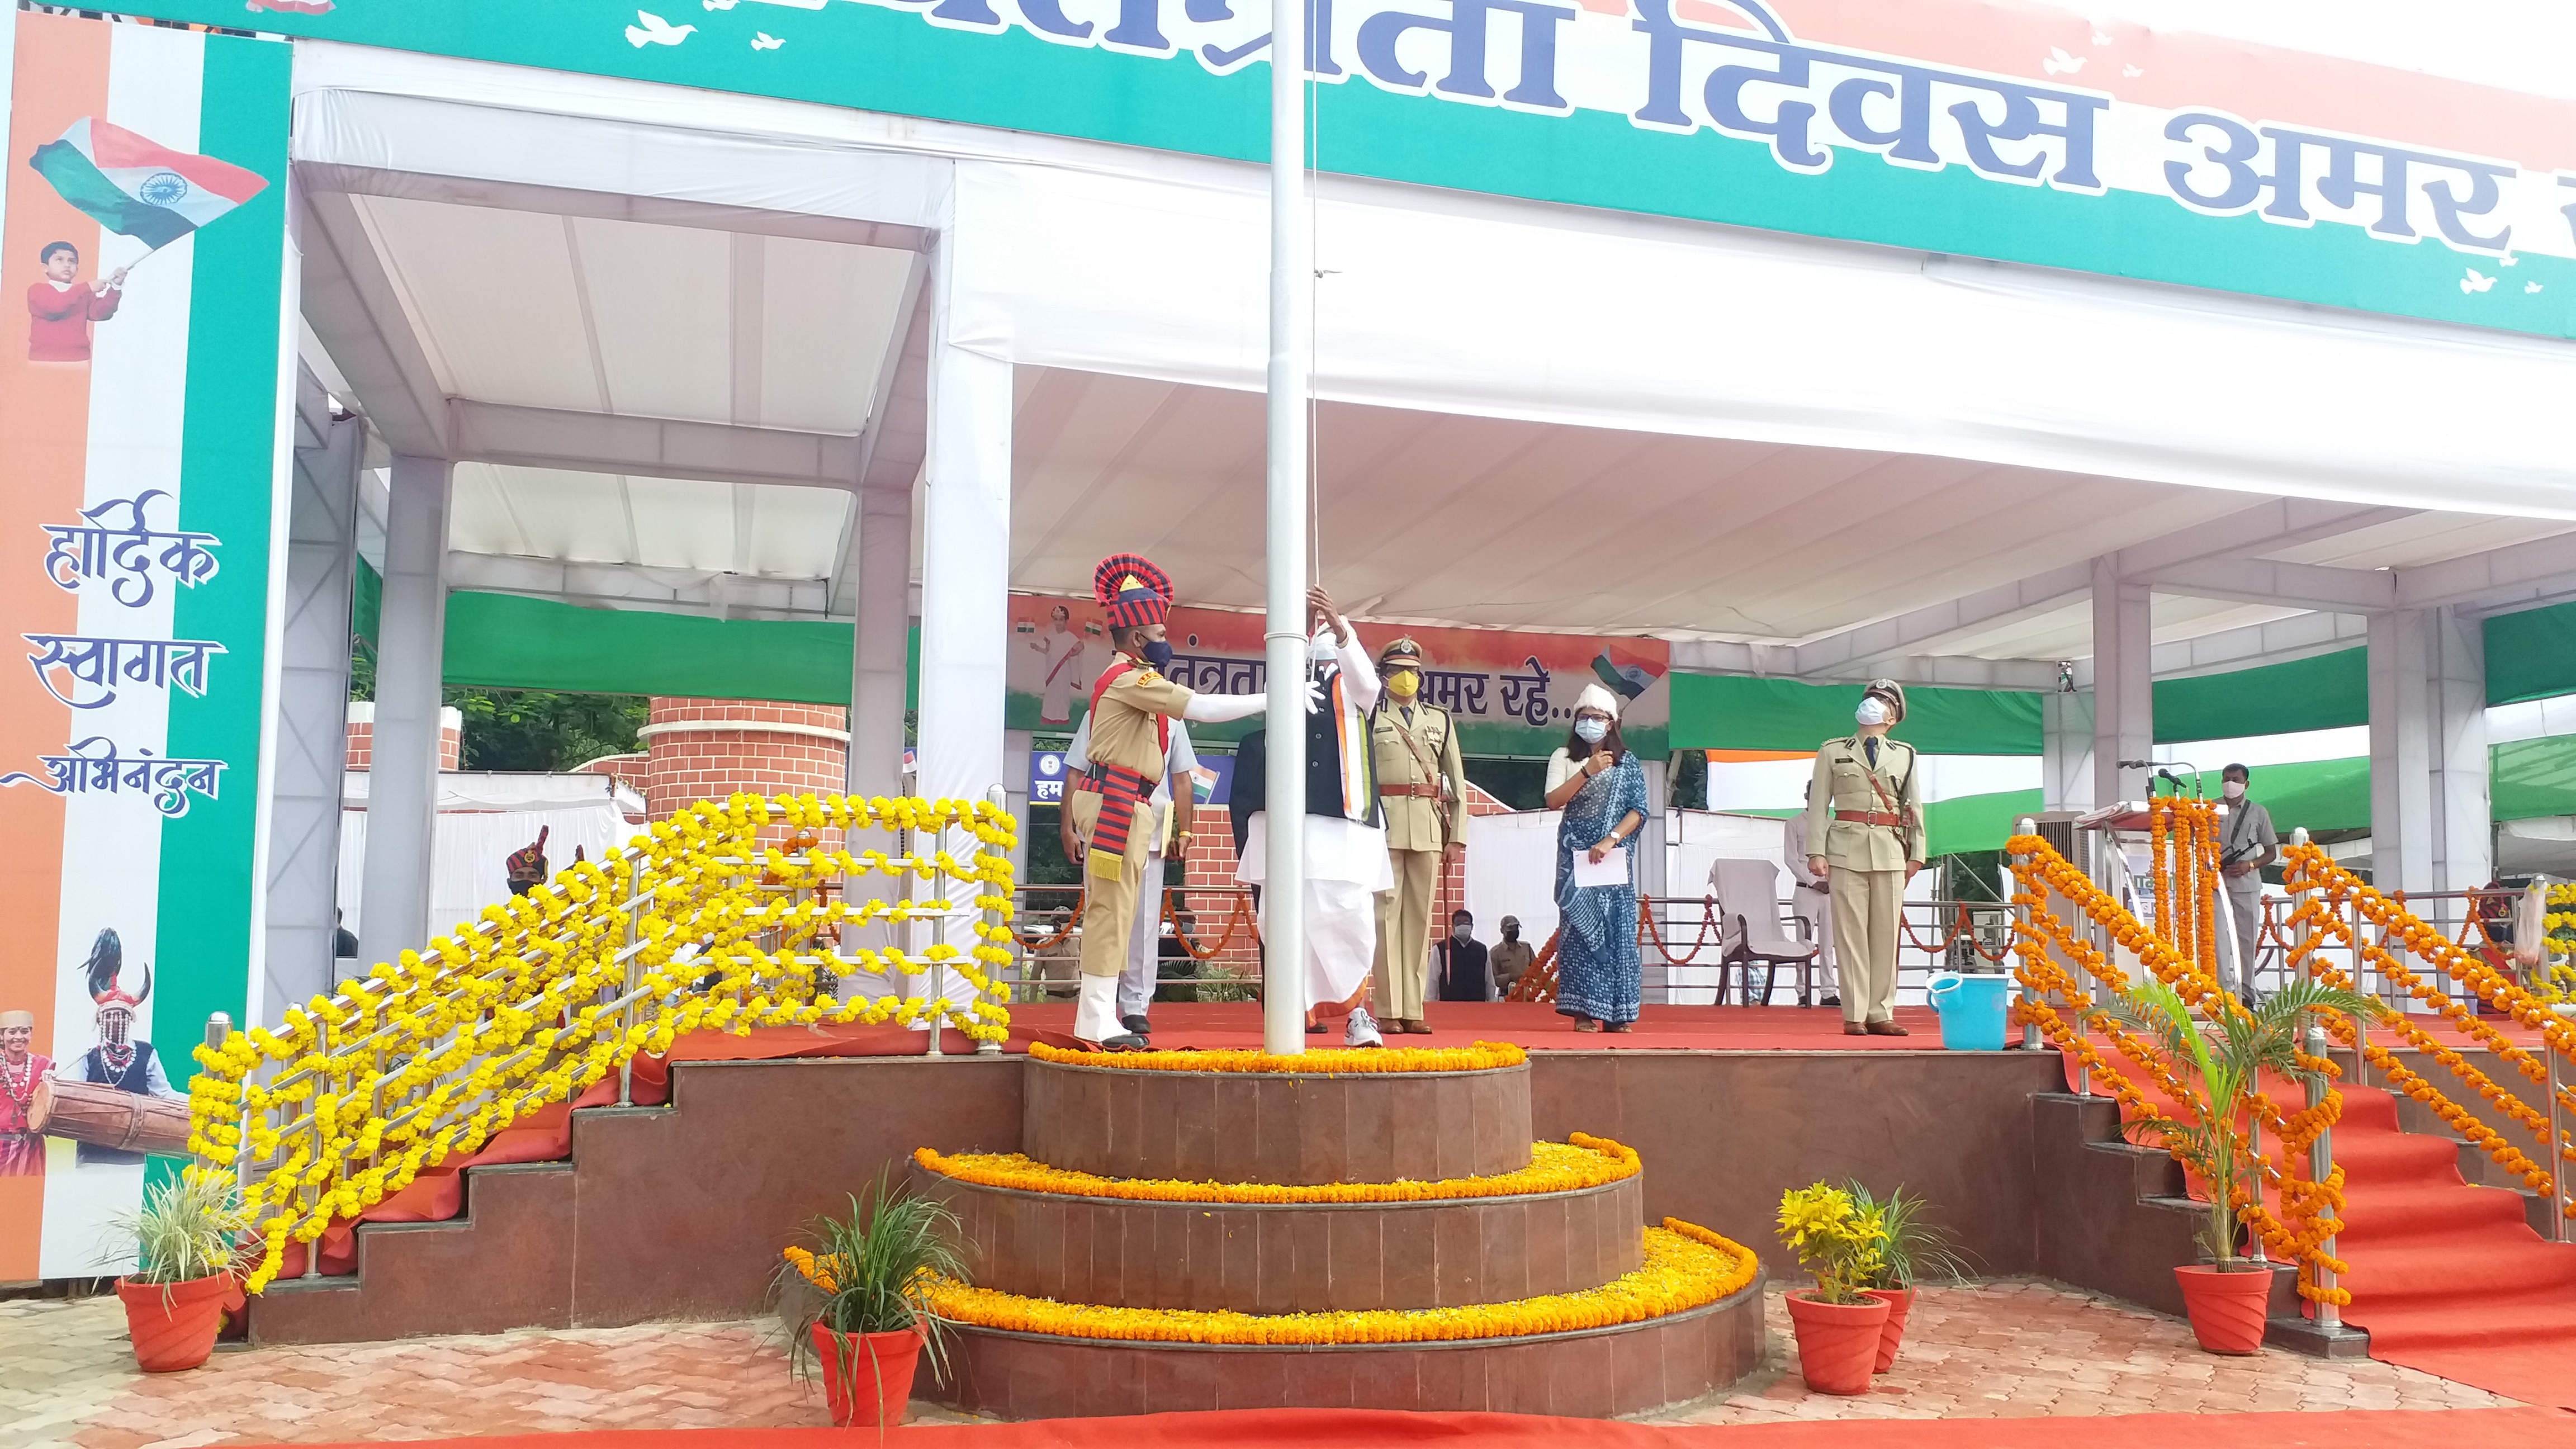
[1554,751,1647,1026]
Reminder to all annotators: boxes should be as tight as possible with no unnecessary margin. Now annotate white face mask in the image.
[1574,717,1608,745]
[1308,628,1338,666]
[2223,780,2247,800]
[1855,697,1891,727]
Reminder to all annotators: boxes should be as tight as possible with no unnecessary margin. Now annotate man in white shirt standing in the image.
[1061,712,1197,1042]
[1778,781,1841,1009]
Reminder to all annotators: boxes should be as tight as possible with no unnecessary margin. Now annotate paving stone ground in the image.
[0,1279,2508,1447]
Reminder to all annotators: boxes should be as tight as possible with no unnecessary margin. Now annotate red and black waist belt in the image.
[1081,764,1154,861]
[1834,809,1904,827]
[1379,783,1446,799]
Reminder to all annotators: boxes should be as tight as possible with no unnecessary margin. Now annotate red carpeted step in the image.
[2327,1183,2540,1244]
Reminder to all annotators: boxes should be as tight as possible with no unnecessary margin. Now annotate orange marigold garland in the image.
[914,1134,1640,1205]
[1029,1040,1528,1074]
[921,1221,1756,1345]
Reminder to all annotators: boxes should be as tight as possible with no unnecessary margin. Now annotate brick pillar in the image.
[345,702,460,771]
[640,698,850,823]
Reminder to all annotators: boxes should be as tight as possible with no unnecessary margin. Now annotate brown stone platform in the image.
[937,1168,1644,1313]
[936,1270,1767,1419]
[1021,1055,1533,1186]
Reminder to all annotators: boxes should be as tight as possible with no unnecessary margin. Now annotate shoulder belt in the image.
[1089,661,1171,755]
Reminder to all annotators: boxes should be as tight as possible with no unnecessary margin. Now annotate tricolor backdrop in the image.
[0,10,291,1280]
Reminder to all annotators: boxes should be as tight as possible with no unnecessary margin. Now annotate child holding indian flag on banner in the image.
[22,115,266,363]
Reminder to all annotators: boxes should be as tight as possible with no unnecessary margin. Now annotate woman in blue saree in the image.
[1543,684,1650,1033]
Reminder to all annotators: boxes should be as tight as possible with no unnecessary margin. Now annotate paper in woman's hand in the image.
[1572,844,1630,889]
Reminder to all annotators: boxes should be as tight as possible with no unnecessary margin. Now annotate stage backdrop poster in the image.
[1007,594,1670,759]
[0,11,291,1280]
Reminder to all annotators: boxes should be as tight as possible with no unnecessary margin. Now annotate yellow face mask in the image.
[1385,668,1420,700]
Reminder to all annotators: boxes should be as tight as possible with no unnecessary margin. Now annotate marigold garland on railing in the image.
[914,1133,1639,1205]
[2282,844,2570,1204]
[921,1220,1757,1345]
[2007,827,2351,1304]
[1026,1039,1527,1074]
[188,792,1020,1294]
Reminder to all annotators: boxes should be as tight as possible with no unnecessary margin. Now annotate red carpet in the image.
[246,1407,2576,1448]
[987,1000,1947,1053]
[2073,1041,2576,1408]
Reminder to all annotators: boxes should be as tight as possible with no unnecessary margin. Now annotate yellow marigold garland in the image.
[915,1134,1639,1205]
[1027,1040,1528,1074]
[922,1221,1756,1345]
[188,792,1021,1293]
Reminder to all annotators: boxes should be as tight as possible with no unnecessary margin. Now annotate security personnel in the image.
[1065,554,1265,1050]
[1801,679,1926,1036]
[1369,637,1467,1034]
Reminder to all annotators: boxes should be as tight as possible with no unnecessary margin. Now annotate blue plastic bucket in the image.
[1924,971,2011,1052]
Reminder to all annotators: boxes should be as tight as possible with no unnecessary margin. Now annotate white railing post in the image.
[924,800,948,1059]
[2305,1021,2341,1330]
[2014,818,2042,1054]
[2553,1003,2573,1244]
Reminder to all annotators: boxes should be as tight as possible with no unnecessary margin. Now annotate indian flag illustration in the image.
[27,116,268,252]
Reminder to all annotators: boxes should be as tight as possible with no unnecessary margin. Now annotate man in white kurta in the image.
[1235,591,1391,1047]
[1778,785,1841,1007]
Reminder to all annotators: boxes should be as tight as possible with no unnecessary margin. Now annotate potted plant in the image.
[1773,1182,1892,1395]
[107,1167,248,1372]
[2108,976,2375,1355]
[1844,1181,1976,1372]
[775,1167,968,1428]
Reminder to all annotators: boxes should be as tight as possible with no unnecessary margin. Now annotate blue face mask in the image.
[1574,718,1608,745]
[1142,639,1175,671]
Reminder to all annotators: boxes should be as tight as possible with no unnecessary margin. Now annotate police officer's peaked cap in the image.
[1379,637,1427,669]
[1864,678,1907,724]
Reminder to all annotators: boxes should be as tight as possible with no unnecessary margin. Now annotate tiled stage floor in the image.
[1,1280,2506,1447]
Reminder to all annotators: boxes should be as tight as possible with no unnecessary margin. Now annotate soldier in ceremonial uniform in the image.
[1801,680,1926,1037]
[1368,638,1467,1034]
[1064,555,1267,1050]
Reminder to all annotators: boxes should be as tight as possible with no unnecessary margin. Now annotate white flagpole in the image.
[1261,0,1311,1057]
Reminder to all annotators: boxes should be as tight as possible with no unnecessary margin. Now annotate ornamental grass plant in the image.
[1774,1182,1887,1304]
[775,1167,970,1404]
[2106,975,2377,1269]
[1841,1181,1975,1290]
[107,1167,247,1289]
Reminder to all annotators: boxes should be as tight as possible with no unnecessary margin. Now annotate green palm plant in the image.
[774,1167,970,1422]
[2105,976,2378,1270]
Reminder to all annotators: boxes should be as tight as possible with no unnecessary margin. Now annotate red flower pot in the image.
[1783,1290,1890,1395]
[809,1320,925,1428]
[117,1273,239,1372]
[2174,1264,2272,1355]
[1862,1286,1914,1372]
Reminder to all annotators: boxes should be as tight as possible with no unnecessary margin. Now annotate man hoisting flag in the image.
[1067,555,1268,1050]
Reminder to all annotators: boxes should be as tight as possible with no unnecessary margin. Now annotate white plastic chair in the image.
[1708,858,1821,1006]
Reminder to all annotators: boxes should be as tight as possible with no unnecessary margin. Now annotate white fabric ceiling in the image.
[354,194,912,432]
[1007,368,2561,647]
[448,463,853,580]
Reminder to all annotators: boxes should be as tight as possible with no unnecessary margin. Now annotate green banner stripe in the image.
[1669,673,2042,755]
[441,591,917,708]
[2486,602,2576,708]
[1924,788,2048,859]
[2154,648,2369,744]
[155,34,293,1119]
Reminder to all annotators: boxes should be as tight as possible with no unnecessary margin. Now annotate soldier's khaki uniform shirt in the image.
[1800,735,1926,871]
[1369,701,1467,852]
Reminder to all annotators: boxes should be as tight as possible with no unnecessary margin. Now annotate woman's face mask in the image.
[1855,697,1891,727]
[1574,717,1609,745]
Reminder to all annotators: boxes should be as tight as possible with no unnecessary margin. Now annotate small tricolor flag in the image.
[27,117,268,252]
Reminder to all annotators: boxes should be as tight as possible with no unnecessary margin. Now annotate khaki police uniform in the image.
[1801,730,1925,1026]
[1368,667,1467,1026]
[1072,656,1194,982]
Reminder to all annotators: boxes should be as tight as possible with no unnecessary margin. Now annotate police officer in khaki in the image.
[1064,553,1267,1050]
[1801,679,1926,1036]
[1369,637,1467,1034]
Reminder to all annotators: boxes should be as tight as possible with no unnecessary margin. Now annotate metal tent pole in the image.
[1261,0,1313,1057]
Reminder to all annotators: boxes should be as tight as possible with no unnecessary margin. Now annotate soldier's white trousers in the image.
[1827,866,1903,1025]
